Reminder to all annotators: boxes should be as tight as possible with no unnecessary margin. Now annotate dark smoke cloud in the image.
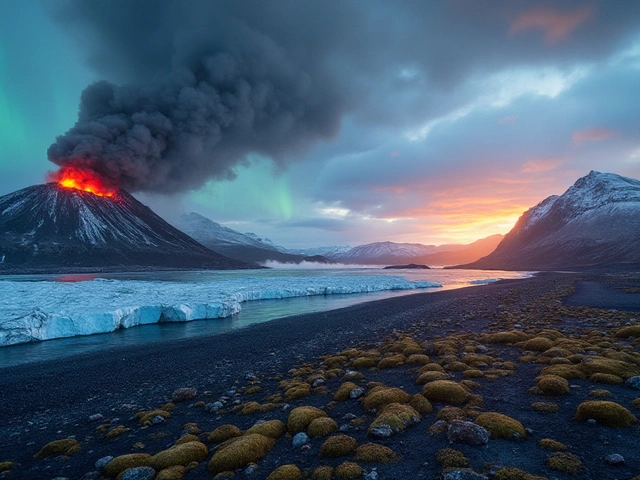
[47,0,640,193]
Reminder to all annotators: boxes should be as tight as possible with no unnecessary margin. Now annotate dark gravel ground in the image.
[1,269,639,480]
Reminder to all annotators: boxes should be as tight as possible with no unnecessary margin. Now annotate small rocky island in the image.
[383,263,431,270]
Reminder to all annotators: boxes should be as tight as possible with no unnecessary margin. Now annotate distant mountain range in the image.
[175,213,328,264]
[459,171,640,270]
[0,184,251,272]
[176,212,504,266]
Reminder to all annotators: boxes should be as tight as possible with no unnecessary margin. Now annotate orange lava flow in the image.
[53,167,116,197]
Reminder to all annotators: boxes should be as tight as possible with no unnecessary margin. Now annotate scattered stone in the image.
[363,470,379,480]
[95,456,113,470]
[120,466,156,480]
[152,415,166,425]
[172,387,197,402]
[442,470,488,480]
[604,453,625,465]
[292,432,309,447]
[80,472,100,480]
[626,376,640,390]
[447,420,490,446]
[88,414,104,422]
[244,463,258,474]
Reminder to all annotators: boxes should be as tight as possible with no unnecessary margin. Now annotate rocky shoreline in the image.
[1,270,640,480]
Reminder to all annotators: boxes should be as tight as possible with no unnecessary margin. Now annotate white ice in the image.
[0,274,441,346]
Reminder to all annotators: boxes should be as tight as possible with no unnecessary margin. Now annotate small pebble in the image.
[120,467,156,480]
[152,415,165,425]
[88,414,103,423]
[604,454,625,465]
[293,432,309,447]
[94,456,113,470]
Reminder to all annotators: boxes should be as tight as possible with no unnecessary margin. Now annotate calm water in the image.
[0,268,530,368]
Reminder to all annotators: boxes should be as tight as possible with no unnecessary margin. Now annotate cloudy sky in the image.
[1,1,639,248]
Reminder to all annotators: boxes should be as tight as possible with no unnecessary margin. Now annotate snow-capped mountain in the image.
[287,245,353,257]
[460,171,640,270]
[324,236,504,266]
[176,212,328,264]
[0,184,251,272]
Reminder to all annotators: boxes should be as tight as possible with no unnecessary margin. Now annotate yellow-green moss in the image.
[244,386,262,395]
[475,412,526,440]
[334,382,360,402]
[105,426,127,439]
[156,465,186,480]
[334,461,363,479]
[445,362,469,372]
[531,402,559,413]
[575,400,637,427]
[633,398,640,408]
[588,389,612,398]
[538,438,567,451]
[589,373,623,384]
[150,441,208,471]
[377,354,406,369]
[535,375,570,396]
[343,371,365,382]
[408,394,433,415]
[33,438,80,459]
[244,420,286,439]
[615,325,640,338]
[104,454,152,477]
[539,365,585,380]
[406,354,430,365]
[175,434,200,445]
[311,465,334,480]
[285,383,311,401]
[416,371,450,384]
[422,380,469,405]
[319,435,358,458]
[207,424,242,443]
[363,387,412,412]
[521,337,554,352]
[287,406,328,434]
[484,331,528,344]
[493,467,548,480]
[462,369,484,379]
[419,363,446,373]
[208,434,276,475]
[138,409,171,425]
[435,448,469,468]
[239,402,262,415]
[351,357,377,369]
[578,358,639,380]
[436,406,465,421]
[367,403,421,437]
[354,443,399,463]
[548,452,582,475]
[266,464,302,480]
[308,417,338,438]
[0,462,13,473]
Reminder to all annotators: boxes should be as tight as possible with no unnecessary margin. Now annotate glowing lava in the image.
[51,167,116,197]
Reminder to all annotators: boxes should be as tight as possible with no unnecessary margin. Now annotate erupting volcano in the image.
[0,182,254,273]
[48,166,116,198]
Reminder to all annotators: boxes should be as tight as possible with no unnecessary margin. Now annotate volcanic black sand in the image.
[1,269,640,480]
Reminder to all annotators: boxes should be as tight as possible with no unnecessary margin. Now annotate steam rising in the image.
[47,3,345,193]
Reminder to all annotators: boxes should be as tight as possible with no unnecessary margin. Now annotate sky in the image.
[0,1,639,249]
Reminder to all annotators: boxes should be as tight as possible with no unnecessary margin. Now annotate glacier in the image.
[0,274,441,346]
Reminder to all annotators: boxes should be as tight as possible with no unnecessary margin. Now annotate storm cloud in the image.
[47,0,640,194]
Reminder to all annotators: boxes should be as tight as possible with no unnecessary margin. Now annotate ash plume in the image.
[47,1,348,193]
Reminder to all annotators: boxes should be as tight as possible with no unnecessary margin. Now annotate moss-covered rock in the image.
[363,387,412,412]
[308,417,338,438]
[0,462,13,473]
[484,331,528,344]
[416,371,450,384]
[351,357,377,369]
[156,465,186,480]
[319,435,358,458]
[436,406,465,422]
[578,358,639,380]
[311,465,334,480]
[409,394,433,415]
[419,363,446,373]
[137,409,171,425]
[535,375,570,396]
[435,448,469,468]
[368,403,421,438]
[588,389,612,398]
[521,337,554,352]
[475,412,526,440]
[104,454,152,477]
[493,467,548,480]
[285,383,312,401]
[422,380,469,405]
[548,452,582,475]
[538,438,567,451]
[406,354,430,365]
[377,354,406,369]
[575,401,637,427]
[150,441,208,471]
[175,434,200,445]
[266,464,302,480]
[539,365,585,380]
[287,406,328,434]
[208,424,242,443]
[334,461,363,479]
[334,382,361,402]
[354,443,399,463]
[33,438,81,459]
[461,369,484,379]
[208,434,276,475]
[615,325,640,338]
[589,373,623,384]
[237,421,279,440]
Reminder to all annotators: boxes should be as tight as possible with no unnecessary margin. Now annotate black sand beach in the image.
[1,270,639,480]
